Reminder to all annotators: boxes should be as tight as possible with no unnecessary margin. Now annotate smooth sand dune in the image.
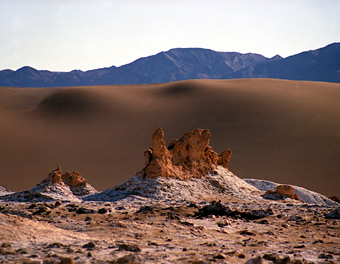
[0,79,339,197]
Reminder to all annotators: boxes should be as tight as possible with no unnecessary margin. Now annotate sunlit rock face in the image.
[41,166,88,188]
[139,128,232,180]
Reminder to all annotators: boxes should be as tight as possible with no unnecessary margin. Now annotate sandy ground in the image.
[0,199,339,264]
[0,79,340,198]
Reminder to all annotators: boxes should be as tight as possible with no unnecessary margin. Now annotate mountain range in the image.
[0,42,339,87]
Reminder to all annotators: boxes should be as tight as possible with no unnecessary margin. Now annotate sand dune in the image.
[0,79,339,197]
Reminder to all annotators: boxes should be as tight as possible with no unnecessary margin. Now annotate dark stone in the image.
[197,200,232,217]
[28,203,37,209]
[60,257,75,264]
[148,242,159,246]
[196,201,273,220]
[118,244,141,252]
[179,221,194,226]
[294,244,305,249]
[187,202,198,208]
[1,243,11,248]
[325,208,340,219]
[213,254,225,259]
[275,256,291,264]
[239,230,256,236]
[33,206,48,215]
[113,254,143,264]
[243,208,274,220]
[263,253,279,261]
[82,242,96,249]
[217,220,230,227]
[98,208,108,214]
[258,219,270,224]
[76,208,95,214]
[245,256,262,264]
[16,248,28,254]
[46,242,64,249]
[318,253,333,259]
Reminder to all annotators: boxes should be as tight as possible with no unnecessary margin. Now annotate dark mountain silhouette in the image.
[234,43,340,82]
[0,43,339,87]
[0,49,276,87]
[94,48,274,85]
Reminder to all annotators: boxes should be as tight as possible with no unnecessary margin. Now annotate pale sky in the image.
[1,0,339,72]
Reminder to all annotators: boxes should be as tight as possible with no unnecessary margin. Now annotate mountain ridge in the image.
[2,42,339,87]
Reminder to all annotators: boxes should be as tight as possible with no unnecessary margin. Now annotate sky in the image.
[1,0,340,72]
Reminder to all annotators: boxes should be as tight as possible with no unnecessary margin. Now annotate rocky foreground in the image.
[0,129,339,264]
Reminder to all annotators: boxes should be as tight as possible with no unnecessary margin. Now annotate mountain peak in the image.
[16,66,38,72]
[270,54,283,61]
[1,43,340,87]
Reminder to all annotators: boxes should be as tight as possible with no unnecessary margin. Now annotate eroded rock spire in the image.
[139,128,232,180]
[41,166,87,187]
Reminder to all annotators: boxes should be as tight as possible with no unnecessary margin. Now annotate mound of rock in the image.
[87,128,337,207]
[1,166,97,202]
[86,128,262,203]
[40,166,94,196]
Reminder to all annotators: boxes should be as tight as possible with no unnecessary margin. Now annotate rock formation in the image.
[0,166,97,202]
[263,184,300,201]
[139,128,232,180]
[41,166,63,184]
[275,185,300,200]
[62,171,87,187]
[41,166,87,187]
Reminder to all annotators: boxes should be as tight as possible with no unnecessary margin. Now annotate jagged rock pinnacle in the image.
[41,166,87,187]
[139,128,232,180]
[62,171,87,187]
[42,166,63,184]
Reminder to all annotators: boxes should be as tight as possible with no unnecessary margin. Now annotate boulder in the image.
[325,207,340,219]
[276,185,300,200]
[263,184,300,201]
